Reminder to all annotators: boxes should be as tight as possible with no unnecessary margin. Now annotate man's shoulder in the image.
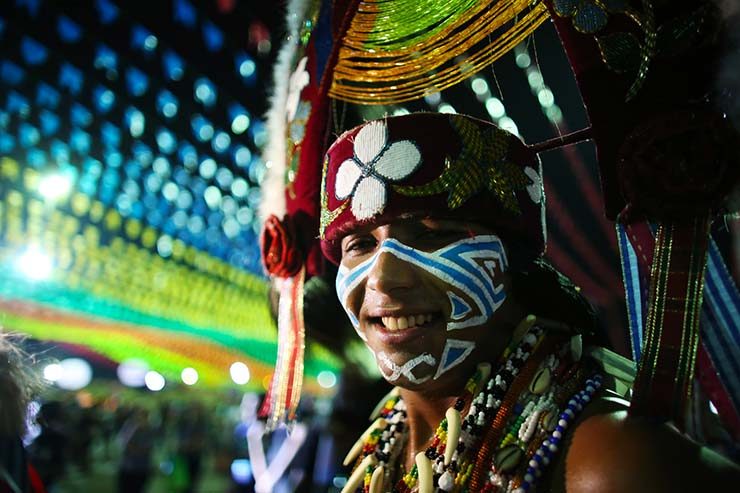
[564,402,740,493]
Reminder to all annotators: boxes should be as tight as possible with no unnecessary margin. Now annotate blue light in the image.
[18,123,40,148]
[202,22,224,52]
[70,129,91,154]
[126,67,149,97]
[26,149,46,169]
[0,133,15,154]
[228,103,250,134]
[101,121,121,148]
[104,150,123,169]
[191,114,214,142]
[235,52,256,79]
[94,44,118,75]
[131,24,158,52]
[162,50,185,81]
[58,63,84,95]
[132,142,153,165]
[95,0,119,25]
[50,140,70,164]
[36,83,60,109]
[17,0,41,18]
[212,131,230,154]
[156,90,178,119]
[21,37,48,65]
[70,103,93,128]
[93,85,116,114]
[193,77,216,107]
[39,110,60,137]
[57,15,83,43]
[6,92,29,116]
[0,61,26,85]
[233,146,252,168]
[156,128,177,154]
[125,107,146,138]
[178,142,198,170]
[173,0,197,29]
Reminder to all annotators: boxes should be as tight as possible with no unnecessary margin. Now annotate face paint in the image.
[433,339,476,380]
[377,351,437,384]
[336,234,508,337]
[336,234,507,384]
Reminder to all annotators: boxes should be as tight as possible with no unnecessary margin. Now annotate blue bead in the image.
[555,425,564,433]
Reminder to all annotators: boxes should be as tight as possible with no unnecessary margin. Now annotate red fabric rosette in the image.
[261,214,304,277]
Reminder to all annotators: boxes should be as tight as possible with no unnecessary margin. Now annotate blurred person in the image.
[174,402,207,493]
[0,332,45,493]
[117,407,155,493]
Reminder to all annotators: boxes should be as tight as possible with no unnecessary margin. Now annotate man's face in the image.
[337,216,516,391]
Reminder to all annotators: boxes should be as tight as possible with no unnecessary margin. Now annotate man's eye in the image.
[344,237,377,253]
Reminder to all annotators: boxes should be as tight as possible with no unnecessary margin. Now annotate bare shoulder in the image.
[564,397,740,493]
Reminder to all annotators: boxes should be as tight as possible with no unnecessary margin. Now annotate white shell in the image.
[494,444,524,472]
[438,470,455,491]
[529,367,552,395]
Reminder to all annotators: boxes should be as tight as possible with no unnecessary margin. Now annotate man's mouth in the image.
[372,313,438,331]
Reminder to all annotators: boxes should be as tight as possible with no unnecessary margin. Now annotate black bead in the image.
[454,398,465,411]
[425,447,437,459]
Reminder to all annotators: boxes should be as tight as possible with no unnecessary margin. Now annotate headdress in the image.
[259,0,740,439]
[319,113,545,267]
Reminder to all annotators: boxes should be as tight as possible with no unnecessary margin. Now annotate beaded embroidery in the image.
[343,322,602,493]
[393,115,532,215]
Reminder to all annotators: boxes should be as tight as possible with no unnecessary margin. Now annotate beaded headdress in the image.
[319,113,545,267]
[260,0,740,438]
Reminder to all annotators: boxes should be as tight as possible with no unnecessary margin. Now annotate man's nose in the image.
[365,250,417,294]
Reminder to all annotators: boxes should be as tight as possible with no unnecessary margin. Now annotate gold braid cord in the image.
[329,0,550,104]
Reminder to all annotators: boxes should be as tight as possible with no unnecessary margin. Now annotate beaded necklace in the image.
[342,322,601,493]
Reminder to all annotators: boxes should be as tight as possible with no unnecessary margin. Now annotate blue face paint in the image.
[336,234,508,339]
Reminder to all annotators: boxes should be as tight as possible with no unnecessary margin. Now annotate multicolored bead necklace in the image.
[341,320,602,493]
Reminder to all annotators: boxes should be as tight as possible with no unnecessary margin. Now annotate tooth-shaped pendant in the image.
[444,407,461,466]
[369,387,400,421]
[343,417,387,466]
[510,315,537,348]
[369,464,385,493]
[341,454,377,493]
[415,452,434,493]
[476,362,492,393]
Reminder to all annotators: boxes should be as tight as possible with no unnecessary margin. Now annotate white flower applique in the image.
[334,121,422,220]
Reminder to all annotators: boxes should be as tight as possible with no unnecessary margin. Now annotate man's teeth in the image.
[381,314,434,331]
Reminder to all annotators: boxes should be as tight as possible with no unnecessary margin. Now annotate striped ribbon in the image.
[617,216,740,436]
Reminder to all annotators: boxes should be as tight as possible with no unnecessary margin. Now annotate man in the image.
[312,112,739,492]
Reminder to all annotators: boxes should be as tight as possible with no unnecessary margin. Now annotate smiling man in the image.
[312,112,739,493]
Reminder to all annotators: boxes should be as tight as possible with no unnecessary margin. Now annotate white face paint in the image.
[376,351,437,384]
[336,234,508,383]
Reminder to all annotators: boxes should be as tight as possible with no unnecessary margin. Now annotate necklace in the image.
[342,319,603,493]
